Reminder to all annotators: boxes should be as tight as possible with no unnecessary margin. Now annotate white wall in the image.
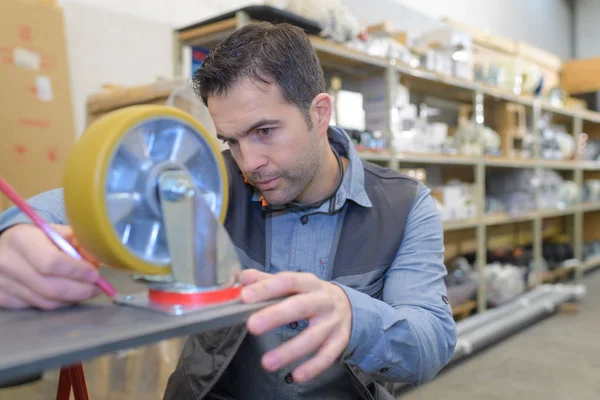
[574,0,600,58]
[343,0,573,60]
[59,0,261,29]
[61,1,173,136]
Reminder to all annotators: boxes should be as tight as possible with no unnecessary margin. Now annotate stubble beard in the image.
[261,131,323,206]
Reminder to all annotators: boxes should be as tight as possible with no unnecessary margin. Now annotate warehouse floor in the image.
[398,269,600,400]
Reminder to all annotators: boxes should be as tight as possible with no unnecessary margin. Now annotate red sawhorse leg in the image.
[56,363,89,400]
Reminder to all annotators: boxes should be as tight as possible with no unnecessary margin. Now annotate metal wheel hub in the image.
[103,117,225,268]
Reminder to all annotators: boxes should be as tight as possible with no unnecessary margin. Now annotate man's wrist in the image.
[331,282,380,366]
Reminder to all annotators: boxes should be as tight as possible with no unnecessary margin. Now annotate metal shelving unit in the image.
[173,11,600,314]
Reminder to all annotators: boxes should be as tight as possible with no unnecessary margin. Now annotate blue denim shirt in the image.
[0,127,456,399]
[216,127,456,398]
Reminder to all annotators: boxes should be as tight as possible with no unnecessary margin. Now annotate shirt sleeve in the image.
[335,183,457,386]
[0,188,68,234]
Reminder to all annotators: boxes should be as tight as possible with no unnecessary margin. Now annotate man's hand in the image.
[240,269,352,383]
[0,224,101,310]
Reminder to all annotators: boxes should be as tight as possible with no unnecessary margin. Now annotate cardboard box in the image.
[85,79,226,151]
[562,57,600,95]
[0,0,75,209]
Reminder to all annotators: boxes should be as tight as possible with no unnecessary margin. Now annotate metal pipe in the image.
[391,284,585,396]
[452,284,586,363]
[456,284,554,336]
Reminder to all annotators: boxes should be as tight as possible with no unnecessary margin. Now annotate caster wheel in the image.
[63,105,228,275]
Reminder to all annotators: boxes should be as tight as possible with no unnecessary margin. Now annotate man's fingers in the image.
[33,250,99,282]
[293,331,348,383]
[49,224,73,237]
[1,251,98,303]
[38,276,99,303]
[240,269,271,286]
[261,320,334,372]
[247,292,330,335]
[0,275,67,310]
[241,272,321,303]
[0,290,28,309]
[9,224,99,283]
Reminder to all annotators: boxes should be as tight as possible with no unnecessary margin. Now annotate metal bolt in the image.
[159,175,195,201]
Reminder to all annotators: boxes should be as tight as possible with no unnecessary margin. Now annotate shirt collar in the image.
[250,126,372,210]
[328,126,372,210]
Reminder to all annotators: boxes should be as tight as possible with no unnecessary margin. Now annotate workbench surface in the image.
[0,268,268,386]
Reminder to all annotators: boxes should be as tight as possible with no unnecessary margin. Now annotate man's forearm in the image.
[338,284,455,386]
[0,188,67,234]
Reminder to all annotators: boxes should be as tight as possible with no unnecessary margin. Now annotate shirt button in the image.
[288,321,298,329]
[284,372,294,384]
[300,215,309,224]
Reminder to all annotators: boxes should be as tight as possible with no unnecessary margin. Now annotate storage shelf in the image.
[397,152,478,165]
[484,157,577,170]
[309,36,389,75]
[443,217,480,231]
[356,150,392,162]
[580,161,600,170]
[581,202,600,212]
[359,149,580,170]
[582,256,600,272]
[484,206,580,226]
[538,207,579,219]
[484,211,537,226]
[174,14,598,317]
[176,17,600,123]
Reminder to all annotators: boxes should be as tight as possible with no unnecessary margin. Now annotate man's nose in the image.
[238,142,267,175]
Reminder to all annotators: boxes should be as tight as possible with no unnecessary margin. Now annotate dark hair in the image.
[192,22,326,125]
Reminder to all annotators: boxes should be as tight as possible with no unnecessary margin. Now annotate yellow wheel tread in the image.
[63,105,229,275]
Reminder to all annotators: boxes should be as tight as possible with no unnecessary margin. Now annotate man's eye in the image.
[257,128,273,137]
[222,138,237,145]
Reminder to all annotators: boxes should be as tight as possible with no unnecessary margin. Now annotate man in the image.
[0,22,456,399]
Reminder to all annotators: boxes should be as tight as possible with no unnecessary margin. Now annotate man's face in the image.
[208,77,323,205]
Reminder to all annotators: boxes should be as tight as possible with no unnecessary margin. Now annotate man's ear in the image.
[310,93,332,137]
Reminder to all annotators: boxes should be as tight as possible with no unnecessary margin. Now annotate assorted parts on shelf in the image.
[485,169,579,214]
[346,20,415,66]
[580,134,600,161]
[484,262,527,307]
[329,82,366,132]
[473,54,543,97]
[442,18,559,97]
[398,168,427,184]
[360,76,408,137]
[582,180,600,203]
[488,246,533,268]
[264,0,360,42]
[542,243,576,271]
[583,241,600,261]
[390,104,450,154]
[411,27,473,81]
[326,76,389,151]
[353,130,387,150]
[431,180,477,221]
[485,169,536,214]
[536,113,576,160]
[492,108,576,160]
[450,116,501,156]
[444,257,479,308]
